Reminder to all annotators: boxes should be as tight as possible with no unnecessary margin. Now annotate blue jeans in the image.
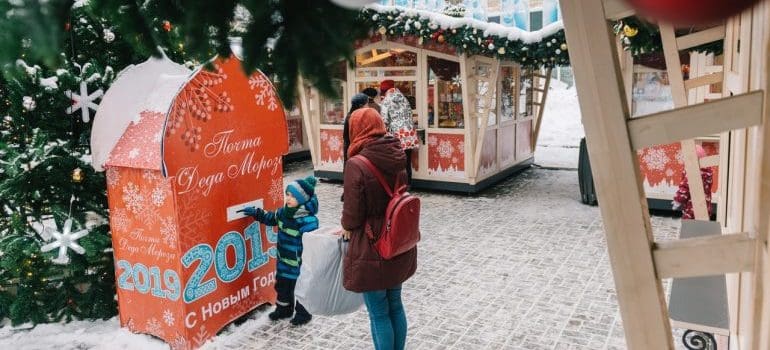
[362,286,407,350]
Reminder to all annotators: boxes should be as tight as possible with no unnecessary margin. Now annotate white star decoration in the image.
[40,218,90,264]
[65,80,103,123]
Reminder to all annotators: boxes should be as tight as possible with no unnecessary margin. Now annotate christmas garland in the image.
[613,17,724,57]
[357,6,570,68]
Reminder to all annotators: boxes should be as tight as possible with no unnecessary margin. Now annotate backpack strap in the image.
[352,155,407,242]
[353,155,394,197]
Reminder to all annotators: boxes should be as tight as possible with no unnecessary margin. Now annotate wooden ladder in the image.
[531,67,553,150]
[560,0,770,348]
[659,23,727,220]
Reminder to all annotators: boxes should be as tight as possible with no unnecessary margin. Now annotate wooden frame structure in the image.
[561,0,770,348]
[298,36,552,193]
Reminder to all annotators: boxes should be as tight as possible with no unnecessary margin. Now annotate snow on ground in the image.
[535,79,584,169]
[0,318,169,350]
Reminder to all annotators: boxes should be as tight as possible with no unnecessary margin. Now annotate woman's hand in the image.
[340,229,352,241]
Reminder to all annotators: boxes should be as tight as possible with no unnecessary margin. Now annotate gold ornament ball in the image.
[623,25,638,38]
[378,26,387,35]
[72,168,84,183]
[560,43,568,51]
[437,34,445,43]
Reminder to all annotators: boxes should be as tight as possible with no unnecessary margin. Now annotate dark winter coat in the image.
[341,136,417,292]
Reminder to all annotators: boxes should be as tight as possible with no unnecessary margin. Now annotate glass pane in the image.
[356,49,418,68]
[518,69,533,118]
[427,56,463,129]
[500,66,515,122]
[631,71,673,117]
[321,80,345,125]
[488,84,497,126]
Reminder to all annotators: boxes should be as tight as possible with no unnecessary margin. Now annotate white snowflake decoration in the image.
[170,335,188,350]
[39,218,90,264]
[320,132,329,141]
[142,169,158,181]
[451,74,463,87]
[249,75,278,111]
[160,217,177,248]
[122,182,146,214]
[437,140,454,159]
[145,318,164,337]
[428,135,438,146]
[268,178,284,203]
[65,80,103,122]
[675,149,685,163]
[106,167,121,187]
[328,135,342,152]
[151,186,167,207]
[22,96,36,111]
[103,29,115,43]
[642,148,669,171]
[163,309,175,326]
[111,208,130,232]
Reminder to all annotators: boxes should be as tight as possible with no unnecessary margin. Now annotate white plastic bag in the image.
[295,226,363,316]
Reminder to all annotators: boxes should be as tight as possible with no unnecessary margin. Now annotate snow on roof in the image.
[365,4,564,44]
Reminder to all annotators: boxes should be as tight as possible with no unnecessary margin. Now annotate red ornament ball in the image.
[64,22,71,31]
[626,0,760,25]
[162,20,172,32]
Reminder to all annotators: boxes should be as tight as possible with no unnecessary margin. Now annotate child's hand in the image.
[239,206,260,217]
[671,201,681,210]
[340,229,351,241]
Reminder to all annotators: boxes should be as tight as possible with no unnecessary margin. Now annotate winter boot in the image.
[268,303,293,321]
[290,302,312,326]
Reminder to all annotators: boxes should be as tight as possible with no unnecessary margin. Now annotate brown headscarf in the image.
[347,107,387,158]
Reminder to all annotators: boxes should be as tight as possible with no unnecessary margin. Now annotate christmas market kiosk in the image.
[297,5,568,192]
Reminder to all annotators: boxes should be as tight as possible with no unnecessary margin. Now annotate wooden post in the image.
[472,59,500,179]
[560,1,674,348]
[297,77,318,166]
[460,54,474,169]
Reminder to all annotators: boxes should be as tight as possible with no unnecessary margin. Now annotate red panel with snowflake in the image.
[427,133,465,178]
[320,128,344,168]
[637,141,719,194]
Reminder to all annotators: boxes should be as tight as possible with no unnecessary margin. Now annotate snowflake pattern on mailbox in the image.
[102,56,288,350]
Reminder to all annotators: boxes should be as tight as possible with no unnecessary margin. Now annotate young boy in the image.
[240,176,319,326]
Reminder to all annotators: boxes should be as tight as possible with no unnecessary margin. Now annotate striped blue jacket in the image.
[251,197,319,280]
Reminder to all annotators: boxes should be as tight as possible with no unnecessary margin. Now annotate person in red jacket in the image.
[672,145,714,219]
[341,107,417,350]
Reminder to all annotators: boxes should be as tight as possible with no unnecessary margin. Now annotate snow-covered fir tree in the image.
[0,2,186,325]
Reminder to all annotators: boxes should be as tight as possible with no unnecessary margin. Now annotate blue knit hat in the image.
[286,176,317,205]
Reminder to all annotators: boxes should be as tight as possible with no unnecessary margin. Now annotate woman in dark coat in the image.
[341,107,417,350]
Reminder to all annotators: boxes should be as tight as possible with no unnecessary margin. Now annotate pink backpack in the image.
[354,155,421,260]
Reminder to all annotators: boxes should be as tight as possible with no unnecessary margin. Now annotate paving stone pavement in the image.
[206,160,696,350]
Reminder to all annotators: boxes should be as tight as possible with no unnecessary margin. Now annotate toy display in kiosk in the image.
[92,56,289,350]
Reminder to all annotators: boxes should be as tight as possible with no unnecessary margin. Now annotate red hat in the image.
[380,79,395,95]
